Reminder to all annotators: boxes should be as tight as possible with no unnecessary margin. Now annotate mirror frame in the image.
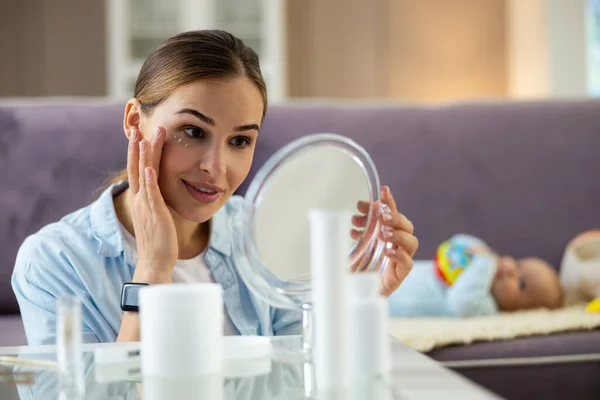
[232,133,388,310]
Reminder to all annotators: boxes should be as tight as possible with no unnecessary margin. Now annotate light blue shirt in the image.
[387,234,499,317]
[12,181,302,345]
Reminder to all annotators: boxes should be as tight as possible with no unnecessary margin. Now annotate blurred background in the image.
[0,0,597,104]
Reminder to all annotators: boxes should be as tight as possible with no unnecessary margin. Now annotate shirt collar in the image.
[206,201,232,257]
[89,181,128,258]
[89,180,232,261]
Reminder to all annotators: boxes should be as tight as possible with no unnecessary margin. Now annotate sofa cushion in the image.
[428,330,600,400]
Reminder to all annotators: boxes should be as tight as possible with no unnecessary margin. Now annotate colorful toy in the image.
[586,298,600,313]
[434,241,473,286]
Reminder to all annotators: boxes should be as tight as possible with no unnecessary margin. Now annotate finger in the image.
[352,214,367,229]
[144,167,166,213]
[381,186,398,213]
[127,128,140,193]
[381,250,414,296]
[356,200,370,215]
[150,126,165,178]
[381,211,414,234]
[380,229,419,256]
[350,229,363,241]
[138,140,150,195]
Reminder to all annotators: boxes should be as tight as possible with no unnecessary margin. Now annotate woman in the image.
[12,30,418,345]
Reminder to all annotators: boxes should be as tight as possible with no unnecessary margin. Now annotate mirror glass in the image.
[253,145,370,282]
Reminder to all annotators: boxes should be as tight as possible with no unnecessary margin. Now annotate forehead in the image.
[159,78,264,123]
[520,258,554,276]
[521,258,559,303]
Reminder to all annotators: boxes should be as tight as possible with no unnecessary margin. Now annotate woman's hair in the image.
[108,29,267,185]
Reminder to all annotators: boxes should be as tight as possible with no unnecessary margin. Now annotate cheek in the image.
[158,143,198,179]
[492,279,514,298]
[226,151,254,188]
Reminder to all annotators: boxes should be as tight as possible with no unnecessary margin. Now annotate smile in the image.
[182,180,223,204]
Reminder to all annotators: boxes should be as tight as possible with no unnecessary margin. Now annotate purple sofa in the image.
[2,98,600,399]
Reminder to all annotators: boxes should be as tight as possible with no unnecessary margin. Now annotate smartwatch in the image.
[120,282,149,312]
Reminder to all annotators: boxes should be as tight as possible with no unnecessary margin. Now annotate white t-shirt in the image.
[120,224,240,336]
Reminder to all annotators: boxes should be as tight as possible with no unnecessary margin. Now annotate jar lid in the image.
[223,336,272,360]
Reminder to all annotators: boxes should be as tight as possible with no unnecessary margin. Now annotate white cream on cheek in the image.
[172,133,190,147]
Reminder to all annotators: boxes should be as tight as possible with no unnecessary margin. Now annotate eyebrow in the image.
[175,108,260,132]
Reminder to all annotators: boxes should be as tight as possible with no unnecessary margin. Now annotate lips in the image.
[182,180,224,204]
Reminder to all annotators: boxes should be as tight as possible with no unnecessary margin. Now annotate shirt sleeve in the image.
[11,236,100,345]
[445,252,499,317]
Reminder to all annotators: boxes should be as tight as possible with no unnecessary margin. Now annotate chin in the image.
[164,179,235,223]
[173,205,218,224]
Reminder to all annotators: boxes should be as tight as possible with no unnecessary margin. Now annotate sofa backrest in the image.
[245,100,600,269]
[2,99,600,314]
[0,102,124,313]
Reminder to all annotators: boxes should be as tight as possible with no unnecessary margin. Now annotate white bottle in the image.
[308,209,352,392]
[347,272,391,379]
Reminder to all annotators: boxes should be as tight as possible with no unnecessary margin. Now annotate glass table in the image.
[0,336,502,399]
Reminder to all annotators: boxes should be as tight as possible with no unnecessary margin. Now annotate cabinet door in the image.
[107,0,285,99]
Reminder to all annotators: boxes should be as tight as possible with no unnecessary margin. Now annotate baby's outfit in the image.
[388,234,499,317]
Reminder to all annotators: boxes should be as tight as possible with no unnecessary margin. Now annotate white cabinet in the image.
[106,0,286,101]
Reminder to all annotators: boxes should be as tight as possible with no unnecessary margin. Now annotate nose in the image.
[199,144,226,177]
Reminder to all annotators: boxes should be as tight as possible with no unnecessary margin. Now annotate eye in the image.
[519,276,526,291]
[230,136,251,149]
[183,127,206,139]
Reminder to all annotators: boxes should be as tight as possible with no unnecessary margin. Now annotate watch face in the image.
[121,283,148,312]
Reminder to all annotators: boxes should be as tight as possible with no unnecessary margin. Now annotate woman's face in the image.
[134,77,264,223]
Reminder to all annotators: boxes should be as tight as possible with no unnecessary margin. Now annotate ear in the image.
[123,98,143,140]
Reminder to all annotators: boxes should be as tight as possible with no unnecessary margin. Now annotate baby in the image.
[388,234,563,317]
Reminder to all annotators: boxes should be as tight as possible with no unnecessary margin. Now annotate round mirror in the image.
[232,134,389,311]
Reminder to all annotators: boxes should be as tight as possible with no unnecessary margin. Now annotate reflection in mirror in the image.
[5,345,395,399]
[253,145,370,283]
[142,374,224,400]
[15,353,137,400]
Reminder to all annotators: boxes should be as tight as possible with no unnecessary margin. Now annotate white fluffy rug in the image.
[389,305,600,352]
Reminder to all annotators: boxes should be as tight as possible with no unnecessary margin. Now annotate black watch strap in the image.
[120,282,149,312]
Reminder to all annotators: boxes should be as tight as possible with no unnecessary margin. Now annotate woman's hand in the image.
[128,126,178,284]
[351,186,418,297]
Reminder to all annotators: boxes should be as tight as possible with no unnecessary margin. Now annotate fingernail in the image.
[382,224,393,232]
[145,167,151,179]
[382,212,392,221]
[129,129,138,142]
[154,126,161,139]
[139,141,146,152]
[386,248,396,256]
[383,230,393,239]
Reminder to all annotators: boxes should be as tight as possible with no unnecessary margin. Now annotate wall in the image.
[507,0,587,98]
[0,0,106,97]
[287,0,507,101]
[387,0,507,102]
[286,0,389,98]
